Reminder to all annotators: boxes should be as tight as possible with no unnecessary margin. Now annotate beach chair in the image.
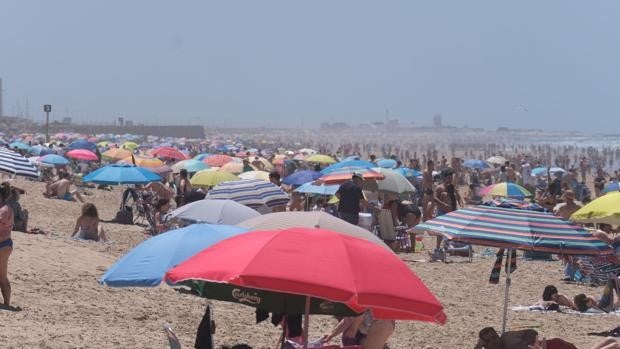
[575,256,620,286]
[163,323,182,349]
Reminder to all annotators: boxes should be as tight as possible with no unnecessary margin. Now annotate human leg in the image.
[591,337,620,349]
[362,320,395,349]
[98,226,108,242]
[0,245,13,307]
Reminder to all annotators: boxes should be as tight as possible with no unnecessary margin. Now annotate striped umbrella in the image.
[206,179,289,209]
[479,182,532,199]
[319,167,385,185]
[413,205,612,333]
[0,148,39,178]
[321,160,375,174]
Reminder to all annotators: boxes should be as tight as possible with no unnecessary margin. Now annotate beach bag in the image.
[114,206,133,225]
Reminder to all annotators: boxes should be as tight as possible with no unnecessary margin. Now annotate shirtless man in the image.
[145,179,175,201]
[554,190,582,221]
[421,160,435,222]
[45,172,84,203]
[433,170,462,251]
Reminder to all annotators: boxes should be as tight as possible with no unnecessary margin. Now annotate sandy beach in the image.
[0,177,615,349]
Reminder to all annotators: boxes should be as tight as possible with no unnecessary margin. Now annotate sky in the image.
[1,1,619,131]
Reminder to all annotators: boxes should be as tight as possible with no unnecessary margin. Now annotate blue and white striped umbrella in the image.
[206,179,290,208]
[0,148,39,178]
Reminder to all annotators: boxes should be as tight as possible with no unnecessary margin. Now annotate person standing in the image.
[0,182,15,310]
[175,169,192,207]
[335,173,367,225]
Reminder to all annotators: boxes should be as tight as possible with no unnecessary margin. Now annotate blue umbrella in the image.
[100,224,248,287]
[29,145,56,156]
[9,141,29,150]
[40,154,69,166]
[394,167,422,179]
[321,160,375,174]
[531,167,566,177]
[463,159,490,169]
[376,158,397,169]
[68,139,97,151]
[282,170,322,186]
[83,164,161,185]
[603,182,619,194]
[294,182,340,196]
[341,155,361,162]
[193,153,211,161]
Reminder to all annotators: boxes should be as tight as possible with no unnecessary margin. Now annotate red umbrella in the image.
[203,154,233,167]
[65,149,99,161]
[151,146,187,160]
[165,227,445,324]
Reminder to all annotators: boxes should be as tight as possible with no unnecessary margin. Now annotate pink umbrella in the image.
[151,146,187,160]
[65,149,99,161]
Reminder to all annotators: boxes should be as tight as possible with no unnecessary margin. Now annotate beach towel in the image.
[489,248,517,284]
[511,305,620,316]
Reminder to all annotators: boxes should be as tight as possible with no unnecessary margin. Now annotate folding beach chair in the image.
[442,240,473,263]
[163,323,182,349]
[575,256,620,286]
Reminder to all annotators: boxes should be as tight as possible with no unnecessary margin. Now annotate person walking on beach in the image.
[421,160,435,222]
[0,182,16,310]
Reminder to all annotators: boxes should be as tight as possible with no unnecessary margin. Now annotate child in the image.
[71,203,108,242]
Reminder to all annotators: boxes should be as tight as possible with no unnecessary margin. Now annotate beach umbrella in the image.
[219,161,252,174]
[190,169,239,187]
[151,146,187,160]
[282,170,322,186]
[8,141,29,150]
[40,154,70,166]
[122,155,163,168]
[321,160,375,174]
[294,182,339,196]
[479,182,532,199]
[102,148,132,161]
[68,139,97,151]
[203,154,233,167]
[305,154,337,164]
[165,228,446,329]
[319,167,385,185]
[602,181,620,194]
[65,149,99,161]
[341,155,361,162]
[238,211,388,249]
[168,199,260,225]
[394,167,422,179]
[193,153,211,161]
[531,167,566,177]
[171,159,209,174]
[83,164,161,185]
[376,158,397,169]
[121,141,139,151]
[0,148,40,178]
[369,168,416,194]
[486,156,507,165]
[28,145,55,156]
[206,179,289,209]
[238,170,270,181]
[97,141,110,148]
[413,205,612,333]
[463,159,491,169]
[570,191,620,225]
[147,165,173,176]
[298,148,317,155]
[101,224,248,287]
[249,156,274,171]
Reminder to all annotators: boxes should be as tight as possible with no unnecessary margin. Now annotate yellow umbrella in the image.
[102,148,132,161]
[220,162,256,174]
[250,156,274,171]
[190,169,238,187]
[570,191,620,225]
[306,154,336,164]
[123,155,163,168]
[122,141,139,151]
[238,170,271,181]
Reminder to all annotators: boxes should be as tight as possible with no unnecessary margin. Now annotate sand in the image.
[0,178,616,349]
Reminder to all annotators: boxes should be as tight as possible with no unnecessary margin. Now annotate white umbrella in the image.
[168,199,260,225]
[371,167,416,194]
[486,156,507,165]
[0,148,39,178]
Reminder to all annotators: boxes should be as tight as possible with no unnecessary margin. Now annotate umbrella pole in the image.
[303,296,310,349]
[501,248,513,334]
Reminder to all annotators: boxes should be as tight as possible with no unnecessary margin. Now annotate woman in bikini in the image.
[0,182,16,310]
[71,203,108,242]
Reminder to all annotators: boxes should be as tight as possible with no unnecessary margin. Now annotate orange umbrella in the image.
[102,148,132,161]
[122,155,164,168]
[203,154,233,167]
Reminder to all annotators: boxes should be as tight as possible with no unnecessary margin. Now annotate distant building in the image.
[62,117,72,124]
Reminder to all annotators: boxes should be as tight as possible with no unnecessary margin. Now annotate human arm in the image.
[71,217,81,237]
[322,317,354,343]
[556,293,576,310]
[343,314,365,339]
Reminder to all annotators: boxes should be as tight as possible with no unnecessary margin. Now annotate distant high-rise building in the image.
[433,114,443,128]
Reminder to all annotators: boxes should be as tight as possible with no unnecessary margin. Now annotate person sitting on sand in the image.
[538,285,576,310]
[45,171,84,203]
[322,310,395,349]
[153,198,171,234]
[573,278,620,313]
[70,203,108,242]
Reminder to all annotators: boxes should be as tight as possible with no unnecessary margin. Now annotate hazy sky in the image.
[1,1,619,131]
